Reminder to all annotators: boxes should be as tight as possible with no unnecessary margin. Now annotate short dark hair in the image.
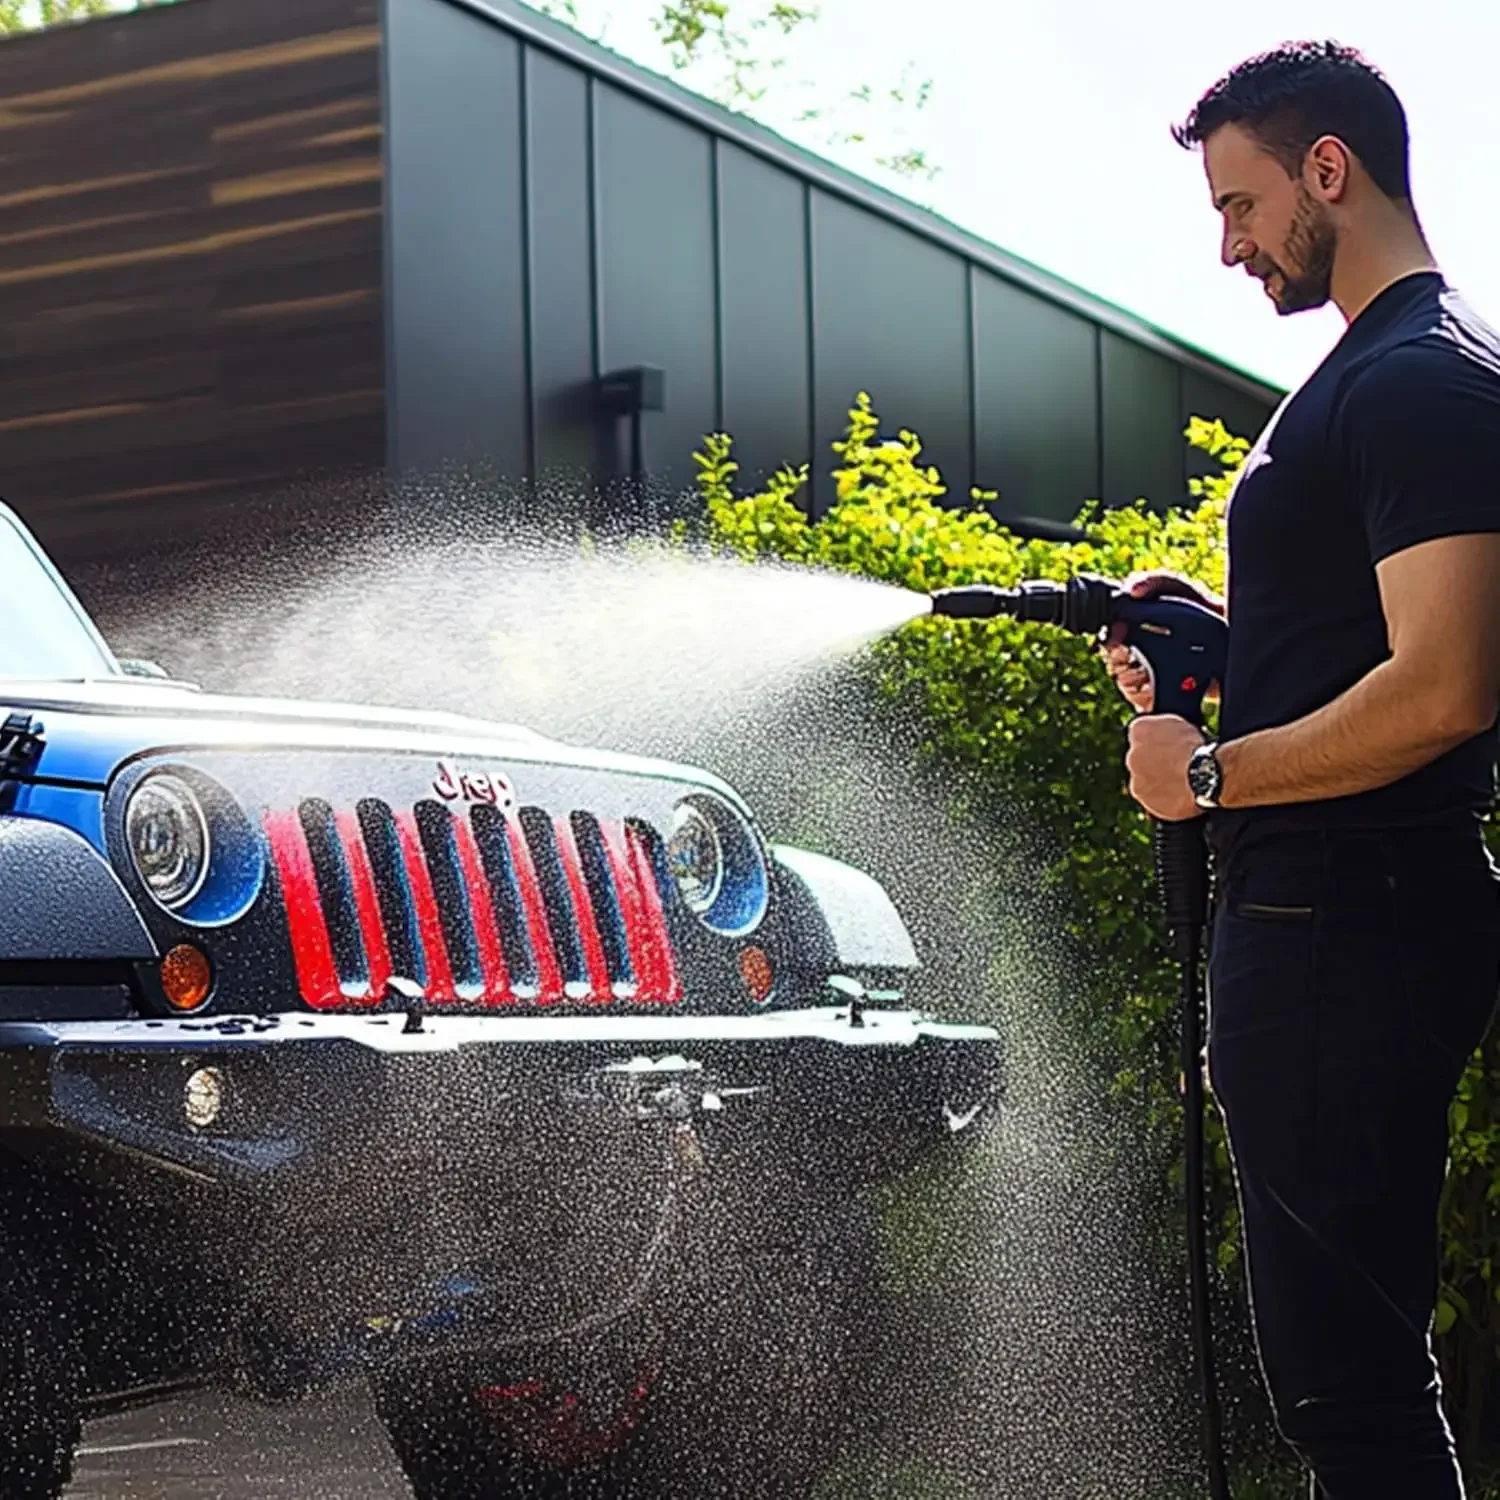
[1173,41,1411,201]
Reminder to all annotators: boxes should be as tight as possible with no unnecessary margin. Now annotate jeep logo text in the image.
[432,759,516,810]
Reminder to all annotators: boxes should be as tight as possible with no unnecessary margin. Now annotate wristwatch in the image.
[1187,741,1224,810]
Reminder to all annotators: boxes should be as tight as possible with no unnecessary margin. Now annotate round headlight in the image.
[667,801,724,916]
[126,774,210,910]
[665,793,769,938]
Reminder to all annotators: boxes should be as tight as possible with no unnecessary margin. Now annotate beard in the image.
[1259,186,1337,315]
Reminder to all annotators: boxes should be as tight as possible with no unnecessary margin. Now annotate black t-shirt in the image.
[1214,271,1500,842]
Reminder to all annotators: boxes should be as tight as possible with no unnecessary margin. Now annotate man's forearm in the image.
[1217,657,1490,809]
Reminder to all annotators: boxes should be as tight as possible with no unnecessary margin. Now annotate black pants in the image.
[1206,820,1500,1499]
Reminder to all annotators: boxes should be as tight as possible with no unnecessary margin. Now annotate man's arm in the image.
[1217,532,1500,808]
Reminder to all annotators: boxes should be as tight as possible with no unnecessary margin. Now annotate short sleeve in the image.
[1335,342,1500,564]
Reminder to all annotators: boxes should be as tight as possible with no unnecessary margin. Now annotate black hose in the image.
[1153,817,1231,1500]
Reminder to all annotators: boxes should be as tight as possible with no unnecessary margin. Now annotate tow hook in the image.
[825,974,867,1028]
[572,1056,769,1123]
[590,1064,711,1174]
[619,1082,708,1172]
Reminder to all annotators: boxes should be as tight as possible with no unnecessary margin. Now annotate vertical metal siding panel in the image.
[1180,368,1274,489]
[717,141,811,496]
[710,137,725,435]
[518,44,537,484]
[966,263,979,509]
[1093,323,1105,505]
[380,0,398,478]
[525,50,596,486]
[595,84,717,512]
[808,191,970,520]
[385,0,527,480]
[1175,362,1187,503]
[587,76,603,381]
[804,181,819,516]
[1100,329,1184,512]
[972,273,1099,524]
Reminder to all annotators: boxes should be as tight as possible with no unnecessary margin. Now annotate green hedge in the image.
[689,392,1500,1474]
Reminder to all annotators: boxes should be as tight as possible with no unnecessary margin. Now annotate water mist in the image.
[73,480,1204,1498]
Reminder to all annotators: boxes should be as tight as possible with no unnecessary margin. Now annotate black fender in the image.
[0,817,155,961]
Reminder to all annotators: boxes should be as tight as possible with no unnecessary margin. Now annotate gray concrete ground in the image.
[65,1386,413,1500]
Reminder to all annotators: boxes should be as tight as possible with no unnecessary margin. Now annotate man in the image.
[1103,40,1500,1500]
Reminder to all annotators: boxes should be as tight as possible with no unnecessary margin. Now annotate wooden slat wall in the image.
[0,0,385,565]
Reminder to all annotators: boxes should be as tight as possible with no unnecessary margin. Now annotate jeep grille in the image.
[263,800,682,1009]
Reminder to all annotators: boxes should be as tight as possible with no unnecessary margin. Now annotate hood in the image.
[0,677,747,809]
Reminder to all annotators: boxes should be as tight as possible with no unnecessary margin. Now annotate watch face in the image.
[1189,746,1221,802]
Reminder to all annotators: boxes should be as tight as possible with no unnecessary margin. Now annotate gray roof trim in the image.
[436,0,1284,404]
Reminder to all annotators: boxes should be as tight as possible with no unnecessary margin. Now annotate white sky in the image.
[529,0,1500,396]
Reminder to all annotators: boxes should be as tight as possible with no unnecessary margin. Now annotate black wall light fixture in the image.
[594,365,665,520]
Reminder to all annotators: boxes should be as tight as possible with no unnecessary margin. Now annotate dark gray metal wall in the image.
[384,0,1282,524]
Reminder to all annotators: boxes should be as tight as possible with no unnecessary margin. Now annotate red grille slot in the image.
[505,814,565,1005]
[393,810,457,1005]
[451,814,514,1006]
[265,809,344,1011]
[334,810,390,1008]
[552,815,613,1004]
[598,819,673,1004]
[628,822,681,1005]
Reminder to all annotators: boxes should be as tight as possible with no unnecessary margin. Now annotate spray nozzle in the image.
[928,585,1016,619]
[929,577,1116,633]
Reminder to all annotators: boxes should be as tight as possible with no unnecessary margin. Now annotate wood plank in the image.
[0,198,212,280]
[0,351,216,418]
[200,40,382,120]
[0,25,381,127]
[215,251,382,314]
[5,409,384,505]
[0,200,380,289]
[211,93,379,145]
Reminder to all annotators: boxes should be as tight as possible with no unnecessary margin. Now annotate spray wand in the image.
[928,574,1232,1500]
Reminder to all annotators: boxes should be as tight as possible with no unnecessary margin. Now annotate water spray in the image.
[926,573,1232,1500]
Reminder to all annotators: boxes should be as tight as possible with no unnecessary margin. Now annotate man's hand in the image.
[1099,571,1225,713]
[1126,715,1206,821]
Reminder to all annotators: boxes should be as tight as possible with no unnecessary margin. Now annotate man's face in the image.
[1203,122,1337,315]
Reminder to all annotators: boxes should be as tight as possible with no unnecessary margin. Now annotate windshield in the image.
[0,510,118,680]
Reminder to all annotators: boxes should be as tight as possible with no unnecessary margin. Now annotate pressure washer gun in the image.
[928,573,1233,1500]
[928,574,1225,733]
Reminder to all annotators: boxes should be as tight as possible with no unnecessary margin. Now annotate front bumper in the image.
[0,1006,1001,1385]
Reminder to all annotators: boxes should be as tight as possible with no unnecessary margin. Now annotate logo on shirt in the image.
[1225,394,1291,515]
[1220,393,1293,603]
[1237,446,1273,483]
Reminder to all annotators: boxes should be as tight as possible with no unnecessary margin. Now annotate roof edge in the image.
[437,0,1285,404]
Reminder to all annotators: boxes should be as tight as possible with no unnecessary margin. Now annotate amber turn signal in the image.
[738,945,774,1004]
[160,944,212,1012]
